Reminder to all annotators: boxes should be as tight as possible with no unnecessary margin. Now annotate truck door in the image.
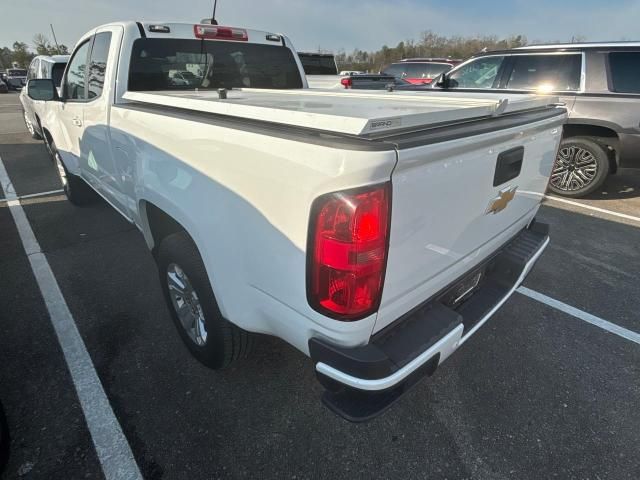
[79,26,131,219]
[55,39,93,174]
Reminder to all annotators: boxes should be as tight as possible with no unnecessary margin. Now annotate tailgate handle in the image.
[493,146,524,187]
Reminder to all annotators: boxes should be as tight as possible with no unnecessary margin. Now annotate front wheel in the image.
[157,231,254,369]
[548,137,609,198]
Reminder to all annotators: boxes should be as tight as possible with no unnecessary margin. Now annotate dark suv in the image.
[432,43,640,197]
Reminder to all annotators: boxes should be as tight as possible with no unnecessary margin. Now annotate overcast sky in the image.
[3,0,640,52]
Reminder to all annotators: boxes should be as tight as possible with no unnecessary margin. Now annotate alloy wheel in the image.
[550,146,598,192]
[166,263,208,346]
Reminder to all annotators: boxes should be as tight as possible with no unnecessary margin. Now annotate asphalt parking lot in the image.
[1,90,639,480]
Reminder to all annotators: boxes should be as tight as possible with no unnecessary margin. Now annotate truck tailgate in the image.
[374,106,566,333]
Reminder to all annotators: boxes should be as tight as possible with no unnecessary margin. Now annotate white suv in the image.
[20,55,69,139]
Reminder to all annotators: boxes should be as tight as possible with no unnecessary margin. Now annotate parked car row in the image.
[377,43,640,197]
[335,43,640,197]
[382,57,462,84]
[304,55,462,89]
[24,20,563,421]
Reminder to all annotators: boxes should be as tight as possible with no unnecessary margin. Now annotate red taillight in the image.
[340,77,352,89]
[308,183,391,320]
[193,24,248,41]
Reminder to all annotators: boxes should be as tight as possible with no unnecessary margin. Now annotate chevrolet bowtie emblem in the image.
[486,186,517,214]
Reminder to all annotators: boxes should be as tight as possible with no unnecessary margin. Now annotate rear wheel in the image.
[548,137,609,198]
[157,231,254,369]
[23,110,42,140]
[43,130,57,162]
[51,142,98,206]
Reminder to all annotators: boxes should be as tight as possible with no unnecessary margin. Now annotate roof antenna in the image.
[211,0,219,25]
[201,0,219,25]
[50,24,61,54]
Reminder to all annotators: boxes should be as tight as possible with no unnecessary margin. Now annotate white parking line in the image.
[545,195,640,224]
[0,188,64,203]
[517,286,640,346]
[0,156,143,480]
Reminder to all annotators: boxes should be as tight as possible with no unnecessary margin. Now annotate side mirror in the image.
[434,73,449,89]
[27,79,59,101]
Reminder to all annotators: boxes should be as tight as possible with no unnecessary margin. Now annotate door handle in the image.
[72,116,83,127]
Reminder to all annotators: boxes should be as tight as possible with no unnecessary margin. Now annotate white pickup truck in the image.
[28,21,566,421]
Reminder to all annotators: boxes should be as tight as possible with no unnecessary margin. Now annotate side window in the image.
[382,64,406,78]
[64,40,91,100]
[27,59,39,81]
[448,56,505,89]
[405,63,426,79]
[506,54,581,91]
[40,61,51,79]
[88,32,112,99]
[51,63,66,88]
[609,52,640,94]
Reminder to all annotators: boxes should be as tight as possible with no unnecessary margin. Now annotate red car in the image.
[382,59,461,85]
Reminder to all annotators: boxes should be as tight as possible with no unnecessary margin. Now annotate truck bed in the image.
[122,89,556,136]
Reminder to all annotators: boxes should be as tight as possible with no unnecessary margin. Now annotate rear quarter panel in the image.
[109,106,397,353]
[570,95,640,166]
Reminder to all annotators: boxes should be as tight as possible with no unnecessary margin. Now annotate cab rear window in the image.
[298,54,338,75]
[128,38,303,91]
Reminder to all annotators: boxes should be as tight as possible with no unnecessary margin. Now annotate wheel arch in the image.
[41,126,54,147]
[139,198,235,322]
[562,122,620,174]
[139,199,187,257]
[34,113,45,136]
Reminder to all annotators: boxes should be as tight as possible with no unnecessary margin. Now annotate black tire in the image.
[43,131,60,164]
[157,231,254,369]
[51,142,98,206]
[0,399,10,474]
[548,136,609,198]
[23,110,42,140]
